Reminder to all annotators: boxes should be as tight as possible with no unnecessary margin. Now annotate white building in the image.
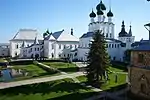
[15,29,79,59]
[0,43,10,57]
[76,0,135,62]
[9,29,43,58]
[9,0,135,62]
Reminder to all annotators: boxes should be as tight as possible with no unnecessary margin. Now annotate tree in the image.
[86,30,110,87]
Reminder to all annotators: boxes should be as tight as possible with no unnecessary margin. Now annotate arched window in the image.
[75,45,77,48]
[15,52,17,56]
[110,34,112,38]
[59,44,61,49]
[106,33,108,38]
[70,45,72,49]
[115,44,116,48]
[118,44,120,48]
[51,53,54,58]
[109,44,111,48]
[112,44,114,48]
[64,45,66,49]
[16,44,19,49]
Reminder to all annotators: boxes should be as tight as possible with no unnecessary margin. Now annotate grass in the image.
[100,73,126,90]
[0,78,96,100]
[108,66,125,72]
[76,66,127,91]
[42,62,79,73]
[0,58,7,62]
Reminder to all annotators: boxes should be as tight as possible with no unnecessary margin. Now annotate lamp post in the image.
[144,23,150,40]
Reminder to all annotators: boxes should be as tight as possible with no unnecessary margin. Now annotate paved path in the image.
[0,72,85,89]
[73,62,87,68]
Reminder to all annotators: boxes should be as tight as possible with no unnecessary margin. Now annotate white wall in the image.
[0,45,10,57]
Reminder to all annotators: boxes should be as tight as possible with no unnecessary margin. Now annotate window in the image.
[59,54,61,57]
[112,44,114,48]
[115,44,116,48]
[16,44,19,49]
[106,33,108,38]
[118,44,120,48]
[110,34,112,38]
[15,52,17,56]
[70,45,72,49]
[37,48,39,51]
[75,45,77,48]
[59,45,61,49]
[52,44,54,49]
[109,44,111,48]
[35,48,36,51]
[64,45,66,49]
[138,54,144,63]
[68,54,70,57]
[51,53,54,58]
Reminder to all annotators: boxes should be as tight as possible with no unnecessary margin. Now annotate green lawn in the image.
[77,66,127,91]
[42,62,79,73]
[100,73,126,90]
[0,79,96,100]
[108,66,125,72]
[0,58,7,62]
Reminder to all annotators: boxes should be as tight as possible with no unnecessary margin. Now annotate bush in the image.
[9,60,34,65]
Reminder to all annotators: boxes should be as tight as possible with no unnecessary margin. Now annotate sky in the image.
[0,0,150,43]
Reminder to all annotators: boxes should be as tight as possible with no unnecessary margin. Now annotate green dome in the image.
[96,1,106,11]
[97,9,104,15]
[107,10,113,17]
[89,10,96,18]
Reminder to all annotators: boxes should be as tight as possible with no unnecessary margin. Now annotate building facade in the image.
[9,0,135,61]
[77,0,135,62]
[129,41,150,99]
[0,43,10,57]
[9,29,43,58]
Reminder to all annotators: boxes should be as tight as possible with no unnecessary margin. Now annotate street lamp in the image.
[144,23,150,40]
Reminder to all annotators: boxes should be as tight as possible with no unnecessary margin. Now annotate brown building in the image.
[129,41,150,99]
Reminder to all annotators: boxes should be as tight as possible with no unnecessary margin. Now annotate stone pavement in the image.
[0,72,85,89]
[73,62,87,68]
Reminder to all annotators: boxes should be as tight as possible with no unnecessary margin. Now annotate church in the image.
[9,0,135,62]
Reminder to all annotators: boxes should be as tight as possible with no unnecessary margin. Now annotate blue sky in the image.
[0,0,150,43]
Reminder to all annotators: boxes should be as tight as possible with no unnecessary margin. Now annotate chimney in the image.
[71,28,73,35]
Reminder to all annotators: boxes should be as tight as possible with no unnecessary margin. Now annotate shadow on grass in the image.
[58,67,79,72]
[47,92,96,100]
[0,79,91,96]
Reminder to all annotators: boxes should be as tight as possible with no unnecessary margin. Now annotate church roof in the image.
[11,29,43,40]
[96,0,106,11]
[44,34,56,41]
[89,10,96,18]
[80,32,94,38]
[80,32,122,43]
[118,21,128,37]
[132,42,150,51]
[52,30,79,42]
